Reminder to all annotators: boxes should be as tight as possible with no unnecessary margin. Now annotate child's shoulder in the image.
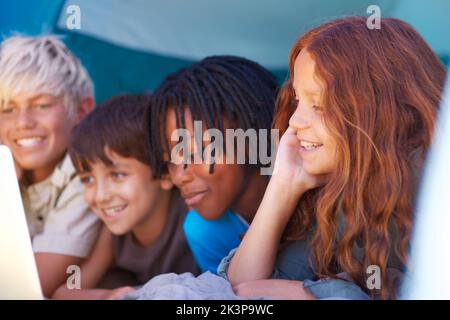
[51,154,85,206]
[22,153,82,211]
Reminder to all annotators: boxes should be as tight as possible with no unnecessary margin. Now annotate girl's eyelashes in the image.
[290,96,322,113]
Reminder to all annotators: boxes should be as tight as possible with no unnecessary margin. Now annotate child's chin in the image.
[106,224,130,236]
[196,207,225,221]
[303,164,324,176]
[14,154,49,170]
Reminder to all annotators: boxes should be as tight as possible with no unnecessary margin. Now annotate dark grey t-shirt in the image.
[112,191,200,284]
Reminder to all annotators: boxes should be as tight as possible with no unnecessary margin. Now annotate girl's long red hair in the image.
[274,17,447,299]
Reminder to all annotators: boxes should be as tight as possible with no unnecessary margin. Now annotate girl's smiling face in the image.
[289,49,338,176]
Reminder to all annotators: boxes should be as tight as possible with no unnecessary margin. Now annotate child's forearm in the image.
[228,176,305,286]
[51,285,114,300]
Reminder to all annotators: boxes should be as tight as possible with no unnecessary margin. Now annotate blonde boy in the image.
[0,35,100,297]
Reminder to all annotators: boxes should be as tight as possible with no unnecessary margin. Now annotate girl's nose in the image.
[288,103,310,131]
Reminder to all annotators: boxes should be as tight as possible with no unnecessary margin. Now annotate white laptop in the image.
[0,145,43,300]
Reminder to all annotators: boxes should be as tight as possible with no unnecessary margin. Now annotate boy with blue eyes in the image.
[52,94,199,299]
[0,35,100,298]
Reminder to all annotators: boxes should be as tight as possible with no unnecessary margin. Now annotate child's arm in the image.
[35,253,84,298]
[51,225,115,299]
[233,279,315,299]
[227,176,304,285]
[234,278,371,300]
[52,286,135,300]
[228,127,328,286]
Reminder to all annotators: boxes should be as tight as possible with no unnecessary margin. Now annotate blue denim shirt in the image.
[217,240,371,300]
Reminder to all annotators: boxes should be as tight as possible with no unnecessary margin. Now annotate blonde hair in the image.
[0,35,93,115]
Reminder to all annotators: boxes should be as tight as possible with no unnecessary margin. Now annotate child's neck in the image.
[131,189,172,247]
[231,171,269,223]
[25,153,66,185]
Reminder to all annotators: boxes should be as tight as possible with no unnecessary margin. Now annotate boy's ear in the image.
[76,96,95,121]
[160,174,174,191]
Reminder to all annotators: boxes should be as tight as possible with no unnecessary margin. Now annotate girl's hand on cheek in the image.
[272,127,328,194]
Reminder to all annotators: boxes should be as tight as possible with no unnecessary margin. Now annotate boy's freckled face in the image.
[165,107,247,220]
[0,92,78,179]
[79,148,163,235]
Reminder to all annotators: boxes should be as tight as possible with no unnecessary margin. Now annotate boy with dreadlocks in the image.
[147,55,279,273]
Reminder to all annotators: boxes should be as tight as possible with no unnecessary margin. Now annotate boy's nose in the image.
[168,163,194,188]
[16,109,36,129]
[95,181,113,204]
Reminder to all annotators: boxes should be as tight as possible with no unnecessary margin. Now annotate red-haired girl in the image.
[224,16,447,299]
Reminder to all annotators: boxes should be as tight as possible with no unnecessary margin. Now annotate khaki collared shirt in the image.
[22,154,100,258]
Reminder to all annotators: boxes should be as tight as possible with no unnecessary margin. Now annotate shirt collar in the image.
[50,153,76,190]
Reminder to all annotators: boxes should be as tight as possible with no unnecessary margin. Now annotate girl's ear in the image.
[160,174,174,191]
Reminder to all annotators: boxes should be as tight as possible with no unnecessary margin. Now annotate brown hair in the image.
[69,94,151,172]
[275,17,446,298]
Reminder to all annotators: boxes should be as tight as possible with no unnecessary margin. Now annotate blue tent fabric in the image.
[0,0,287,104]
[52,30,199,104]
[0,0,448,105]
[53,31,287,104]
[0,1,209,104]
[55,0,396,69]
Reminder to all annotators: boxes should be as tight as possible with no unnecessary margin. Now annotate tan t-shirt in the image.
[21,153,100,258]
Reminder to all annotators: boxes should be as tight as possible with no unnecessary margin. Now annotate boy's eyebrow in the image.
[109,161,129,169]
[76,170,91,175]
[3,94,54,107]
[30,94,55,102]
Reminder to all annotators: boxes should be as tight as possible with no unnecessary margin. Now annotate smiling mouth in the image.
[101,204,127,218]
[182,191,208,207]
[15,136,46,148]
[300,140,323,151]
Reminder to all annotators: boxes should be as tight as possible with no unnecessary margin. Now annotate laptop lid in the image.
[0,145,43,300]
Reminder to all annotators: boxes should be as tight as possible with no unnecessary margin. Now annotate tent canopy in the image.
[1,0,449,104]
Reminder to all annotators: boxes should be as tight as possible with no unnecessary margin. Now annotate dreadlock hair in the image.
[69,94,151,172]
[147,55,279,178]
